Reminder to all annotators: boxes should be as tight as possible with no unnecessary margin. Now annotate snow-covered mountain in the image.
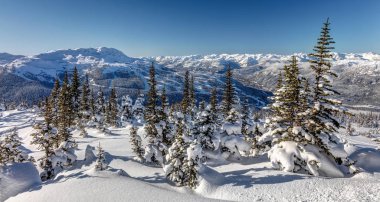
[1,47,379,107]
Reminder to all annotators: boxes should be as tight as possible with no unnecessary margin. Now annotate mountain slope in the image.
[1,48,379,107]
[153,52,380,107]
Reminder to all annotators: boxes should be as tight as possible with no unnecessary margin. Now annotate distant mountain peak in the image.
[0,48,379,107]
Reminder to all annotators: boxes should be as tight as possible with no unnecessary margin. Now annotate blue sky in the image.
[0,0,379,56]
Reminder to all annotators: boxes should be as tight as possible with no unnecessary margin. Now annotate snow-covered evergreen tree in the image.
[31,123,57,181]
[307,18,348,158]
[129,125,144,161]
[91,89,107,130]
[221,65,235,116]
[261,20,356,177]
[106,87,118,127]
[0,128,27,165]
[189,75,196,109]
[133,93,145,123]
[70,66,81,118]
[257,70,287,148]
[183,142,203,189]
[221,108,241,136]
[159,87,173,146]
[346,121,355,136]
[144,63,165,165]
[209,87,220,126]
[164,115,187,186]
[44,97,54,127]
[181,70,191,114]
[50,78,60,127]
[95,142,107,171]
[80,75,91,120]
[191,105,218,152]
[198,100,206,112]
[120,95,133,125]
[89,90,96,117]
[57,71,74,143]
[78,120,88,137]
[241,98,251,137]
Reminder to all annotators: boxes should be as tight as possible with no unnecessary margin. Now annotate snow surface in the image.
[0,162,41,201]
[1,110,380,202]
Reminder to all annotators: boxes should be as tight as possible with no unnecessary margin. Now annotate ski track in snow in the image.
[1,110,380,202]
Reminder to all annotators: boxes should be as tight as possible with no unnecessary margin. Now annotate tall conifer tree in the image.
[308,18,345,156]
[189,75,196,108]
[50,78,60,127]
[57,71,73,142]
[107,87,118,126]
[181,70,190,114]
[144,62,164,165]
[80,75,91,118]
[222,65,235,115]
[70,66,81,117]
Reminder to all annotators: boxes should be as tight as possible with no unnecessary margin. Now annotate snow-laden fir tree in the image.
[164,113,187,186]
[90,91,96,117]
[129,125,144,162]
[106,87,118,127]
[133,93,145,122]
[31,123,57,181]
[222,65,235,116]
[97,90,106,117]
[258,57,306,145]
[241,98,256,153]
[345,121,355,136]
[257,70,287,148]
[70,66,81,118]
[241,98,251,138]
[209,87,219,123]
[191,105,218,152]
[78,120,88,137]
[257,57,308,154]
[183,142,203,189]
[189,75,196,109]
[219,107,251,159]
[95,142,107,171]
[221,108,241,136]
[303,18,355,172]
[120,95,133,124]
[57,71,74,143]
[92,89,107,128]
[198,100,206,112]
[44,97,53,127]
[262,20,356,177]
[159,87,173,146]
[307,18,346,150]
[144,63,165,165]
[50,78,60,127]
[0,128,27,165]
[181,70,191,114]
[80,75,91,120]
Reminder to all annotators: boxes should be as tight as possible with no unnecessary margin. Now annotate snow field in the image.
[1,110,380,202]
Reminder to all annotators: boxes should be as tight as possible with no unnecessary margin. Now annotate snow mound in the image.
[7,168,214,202]
[268,141,344,177]
[221,135,251,159]
[349,148,380,173]
[0,162,41,201]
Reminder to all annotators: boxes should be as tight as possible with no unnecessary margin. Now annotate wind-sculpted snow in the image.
[1,48,380,107]
[0,162,41,201]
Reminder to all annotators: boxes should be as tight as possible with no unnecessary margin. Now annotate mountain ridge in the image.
[0,47,379,108]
